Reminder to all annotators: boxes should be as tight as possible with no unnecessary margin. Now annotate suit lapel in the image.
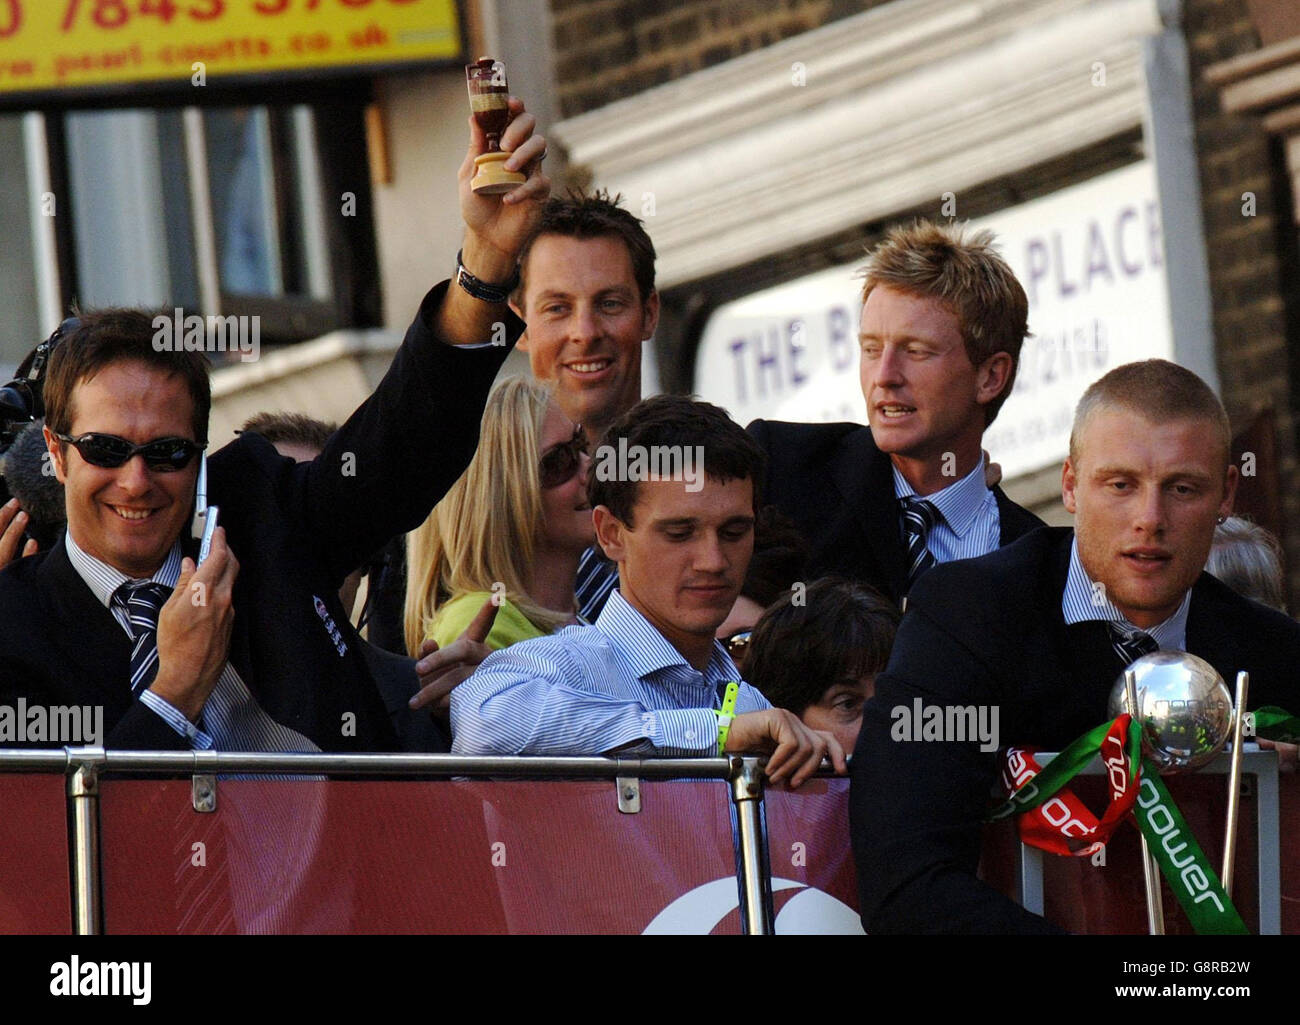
[38,541,133,704]
[1061,620,1124,708]
[1185,577,1235,679]
[829,428,907,598]
[1043,532,1121,712]
[994,487,1043,545]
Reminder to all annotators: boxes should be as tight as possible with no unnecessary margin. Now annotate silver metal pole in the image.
[0,743,789,775]
[182,106,222,318]
[1221,671,1249,894]
[730,756,772,935]
[22,112,63,335]
[1255,746,1282,934]
[68,752,104,936]
[1144,845,1166,934]
[1125,668,1165,935]
[0,749,736,779]
[1017,842,1045,917]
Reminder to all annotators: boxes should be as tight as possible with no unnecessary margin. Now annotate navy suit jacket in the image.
[746,420,1044,602]
[851,526,1300,933]
[0,282,516,751]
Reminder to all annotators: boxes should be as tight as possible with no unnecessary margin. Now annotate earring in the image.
[1216,516,1226,524]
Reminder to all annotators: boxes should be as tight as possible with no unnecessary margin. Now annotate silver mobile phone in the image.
[191,453,220,565]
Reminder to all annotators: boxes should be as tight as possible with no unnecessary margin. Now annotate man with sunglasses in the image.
[0,101,549,751]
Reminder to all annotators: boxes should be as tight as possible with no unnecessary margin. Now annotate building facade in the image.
[547,0,1300,607]
[1,0,1297,604]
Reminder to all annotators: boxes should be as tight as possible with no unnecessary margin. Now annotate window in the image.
[2,97,379,377]
[0,114,43,376]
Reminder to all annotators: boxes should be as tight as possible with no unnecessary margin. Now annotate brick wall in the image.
[549,0,881,117]
[1183,0,1300,605]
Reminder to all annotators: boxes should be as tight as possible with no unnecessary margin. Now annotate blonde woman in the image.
[405,376,593,669]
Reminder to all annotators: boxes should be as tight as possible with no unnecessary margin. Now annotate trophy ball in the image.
[1107,651,1233,773]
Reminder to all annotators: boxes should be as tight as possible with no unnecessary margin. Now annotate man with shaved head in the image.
[852,359,1300,933]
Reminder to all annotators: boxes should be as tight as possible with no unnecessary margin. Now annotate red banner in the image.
[99,779,747,934]
[762,778,862,933]
[3,769,1295,934]
[0,774,72,933]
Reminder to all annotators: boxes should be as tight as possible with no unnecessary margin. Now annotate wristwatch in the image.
[454,248,520,304]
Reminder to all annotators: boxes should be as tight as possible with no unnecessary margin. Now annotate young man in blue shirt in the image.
[452,395,845,787]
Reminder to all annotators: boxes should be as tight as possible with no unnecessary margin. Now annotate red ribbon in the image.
[998,714,1139,857]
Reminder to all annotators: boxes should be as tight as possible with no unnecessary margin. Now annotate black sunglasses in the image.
[55,432,205,472]
[722,629,753,663]
[539,425,588,489]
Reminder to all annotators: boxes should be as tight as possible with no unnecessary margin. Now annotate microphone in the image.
[0,420,66,549]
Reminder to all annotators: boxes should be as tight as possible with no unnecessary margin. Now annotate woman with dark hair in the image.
[744,576,900,753]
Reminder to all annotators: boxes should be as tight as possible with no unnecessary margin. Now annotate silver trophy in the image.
[1106,652,1249,934]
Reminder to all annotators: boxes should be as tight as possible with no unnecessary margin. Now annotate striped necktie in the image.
[575,545,619,622]
[116,580,173,694]
[1111,624,1159,669]
[899,495,941,591]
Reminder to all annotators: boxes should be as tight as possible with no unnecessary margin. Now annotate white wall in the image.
[372,69,472,333]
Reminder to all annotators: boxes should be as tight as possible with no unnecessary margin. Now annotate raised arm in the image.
[228,97,551,583]
[436,96,548,347]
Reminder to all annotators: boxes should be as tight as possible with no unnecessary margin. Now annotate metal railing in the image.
[4,746,1282,934]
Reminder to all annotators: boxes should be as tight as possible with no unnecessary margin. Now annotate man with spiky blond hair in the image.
[749,220,1042,605]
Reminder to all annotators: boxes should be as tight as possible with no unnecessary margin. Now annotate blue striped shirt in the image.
[892,459,1001,565]
[451,589,770,756]
[65,533,319,753]
[1060,535,1190,649]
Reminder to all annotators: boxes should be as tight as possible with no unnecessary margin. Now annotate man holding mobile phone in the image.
[0,98,549,751]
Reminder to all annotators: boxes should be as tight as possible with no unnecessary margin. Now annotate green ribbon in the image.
[987,716,1142,822]
[1133,761,1248,935]
[991,714,1261,934]
[992,705,1300,933]
[1252,706,1300,744]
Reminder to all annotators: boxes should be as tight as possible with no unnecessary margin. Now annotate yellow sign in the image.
[0,0,459,97]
